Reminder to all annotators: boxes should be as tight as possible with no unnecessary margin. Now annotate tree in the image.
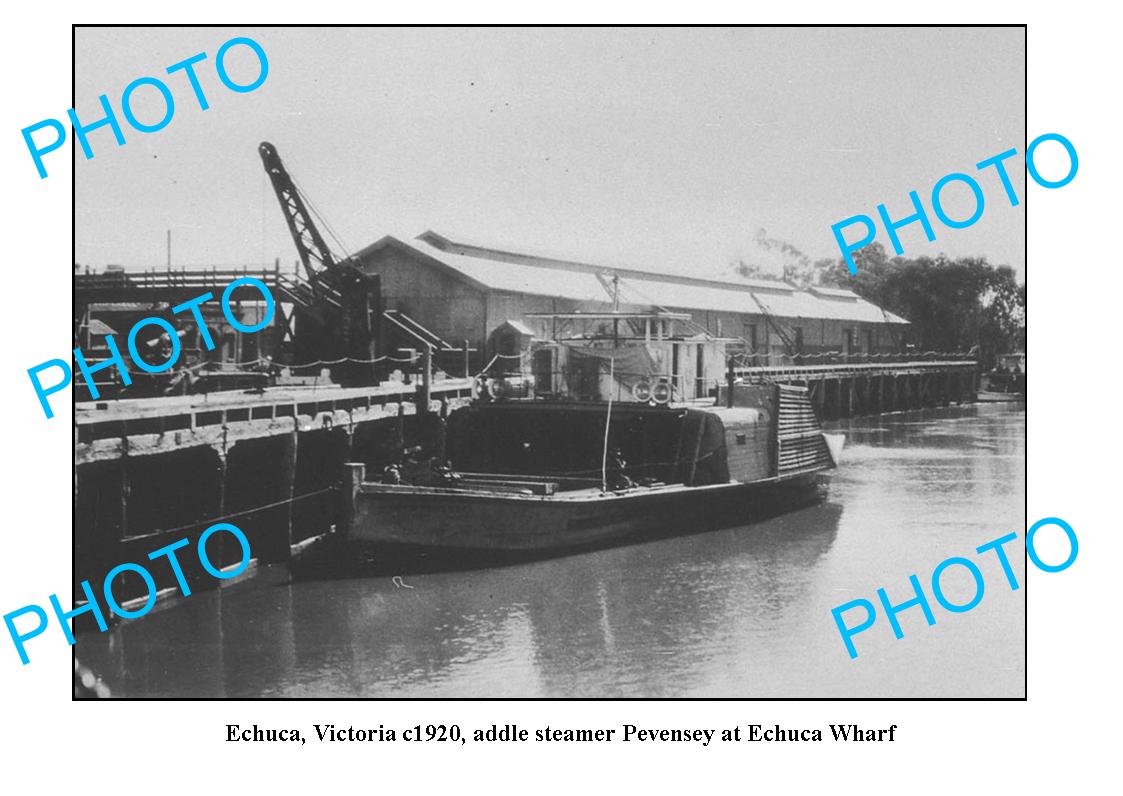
[819,245,1025,368]
[732,229,839,288]
[729,235,1025,367]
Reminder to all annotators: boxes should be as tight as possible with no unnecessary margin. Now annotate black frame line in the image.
[69,22,1029,703]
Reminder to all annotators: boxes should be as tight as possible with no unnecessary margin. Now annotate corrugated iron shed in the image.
[359,231,909,325]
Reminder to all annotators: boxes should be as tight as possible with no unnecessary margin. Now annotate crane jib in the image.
[258,141,379,385]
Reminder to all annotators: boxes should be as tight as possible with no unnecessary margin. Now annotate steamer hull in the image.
[348,471,827,566]
[337,388,841,570]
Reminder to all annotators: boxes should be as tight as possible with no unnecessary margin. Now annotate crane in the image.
[259,141,380,385]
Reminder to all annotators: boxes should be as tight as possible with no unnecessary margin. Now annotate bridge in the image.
[74,266,343,350]
[75,266,342,309]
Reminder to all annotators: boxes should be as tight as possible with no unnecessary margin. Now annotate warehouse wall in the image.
[358,243,488,367]
[357,239,907,368]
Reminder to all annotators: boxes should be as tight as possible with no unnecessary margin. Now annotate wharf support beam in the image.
[74,379,473,610]
[732,361,978,420]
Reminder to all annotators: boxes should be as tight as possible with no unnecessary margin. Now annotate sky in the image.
[74,26,1025,281]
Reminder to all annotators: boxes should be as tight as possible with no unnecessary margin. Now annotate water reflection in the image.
[76,503,841,698]
[76,403,1024,698]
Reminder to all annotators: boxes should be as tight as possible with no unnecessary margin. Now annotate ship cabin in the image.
[486,310,732,404]
[451,311,834,495]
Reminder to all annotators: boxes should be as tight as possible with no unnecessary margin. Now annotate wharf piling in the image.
[75,360,977,612]
[75,379,473,608]
[730,361,978,420]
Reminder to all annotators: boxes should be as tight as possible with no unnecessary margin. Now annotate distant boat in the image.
[976,390,1025,403]
[980,351,1025,400]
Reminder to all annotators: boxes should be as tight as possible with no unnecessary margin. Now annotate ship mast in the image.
[600,356,615,493]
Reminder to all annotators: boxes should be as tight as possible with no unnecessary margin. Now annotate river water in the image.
[77,402,1025,698]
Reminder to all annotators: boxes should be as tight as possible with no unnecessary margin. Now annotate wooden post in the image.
[196,444,228,592]
[119,435,131,550]
[338,463,366,538]
[263,423,298,564]
[726,359,735,408]
[417,345,433,413]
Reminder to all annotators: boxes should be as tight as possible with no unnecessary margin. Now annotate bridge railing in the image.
[75,266,345,311]
[77,266,278,291]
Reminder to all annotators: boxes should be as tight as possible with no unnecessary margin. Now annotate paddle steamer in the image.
[338,311,843,566]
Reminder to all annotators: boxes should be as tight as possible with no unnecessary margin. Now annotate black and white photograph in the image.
[69,25,1026,699]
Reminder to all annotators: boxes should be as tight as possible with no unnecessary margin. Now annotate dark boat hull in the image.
[343,471,829,571]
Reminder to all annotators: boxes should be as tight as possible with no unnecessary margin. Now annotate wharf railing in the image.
[732,360,978,384]
[75,378,476,445]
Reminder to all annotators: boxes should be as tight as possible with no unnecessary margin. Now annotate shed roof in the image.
[84,318,117,335]
[493,319,537,337]
[810,285,860,300]
[357,232,908,325]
